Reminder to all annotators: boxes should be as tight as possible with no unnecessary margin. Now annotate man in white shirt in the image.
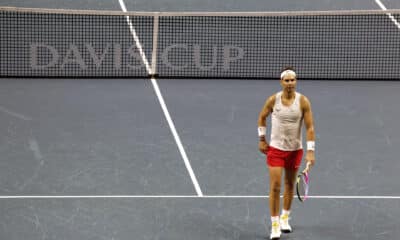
[257,67,316,239]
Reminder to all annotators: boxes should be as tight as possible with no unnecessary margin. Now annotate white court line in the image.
[1,195,400,199]
[118,0,152,73]
[375,0,400,29]
[149,77,204,197]
[117,0,203,196]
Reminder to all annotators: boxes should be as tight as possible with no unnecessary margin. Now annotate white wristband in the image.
[258,126,266,137]
[307,141,315,151]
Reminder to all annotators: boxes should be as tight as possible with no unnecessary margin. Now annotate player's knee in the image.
[284,182,295,191]
[284,188,294,195]
[284,179,296,190]
[270,181,281,193]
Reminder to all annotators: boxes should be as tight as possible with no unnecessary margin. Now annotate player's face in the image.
[280,74,297,93]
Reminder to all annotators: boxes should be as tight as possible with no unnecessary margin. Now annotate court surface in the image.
[1,0,400,239]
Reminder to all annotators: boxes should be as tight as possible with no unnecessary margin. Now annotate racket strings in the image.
[297,174,309,200]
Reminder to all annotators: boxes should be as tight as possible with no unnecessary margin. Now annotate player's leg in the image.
[268,166,283,239]
[280,149,303,233]
[282,167,298,213]
[280,167,298,233]
[269,166,283,217]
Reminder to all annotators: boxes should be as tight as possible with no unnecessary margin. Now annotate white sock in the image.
[281,209,290,216]
[271,216,280,223]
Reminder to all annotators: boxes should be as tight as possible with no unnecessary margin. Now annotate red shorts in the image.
[266,146,303,169]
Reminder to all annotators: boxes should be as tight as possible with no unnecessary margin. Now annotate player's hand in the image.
[258,141,269,154]
[304,150,315,173]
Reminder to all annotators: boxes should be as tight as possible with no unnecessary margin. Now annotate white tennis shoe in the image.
[280,214,292,233]
[270,221,281,239]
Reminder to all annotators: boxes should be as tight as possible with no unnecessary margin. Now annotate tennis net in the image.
[1,7,400,79]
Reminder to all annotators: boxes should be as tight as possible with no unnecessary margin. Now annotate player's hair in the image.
[281,66,296,73]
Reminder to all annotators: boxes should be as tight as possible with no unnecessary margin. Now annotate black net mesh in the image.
[1,8,400,79]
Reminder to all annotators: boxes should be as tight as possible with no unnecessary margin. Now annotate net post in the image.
[150,12,160,77]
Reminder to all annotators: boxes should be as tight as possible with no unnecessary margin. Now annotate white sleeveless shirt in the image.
[270,91,303,151]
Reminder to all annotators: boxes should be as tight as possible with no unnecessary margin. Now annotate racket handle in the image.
[303,161,312,173]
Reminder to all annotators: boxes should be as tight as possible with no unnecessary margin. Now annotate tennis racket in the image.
[296,171,309,202]
[296,161,312,202]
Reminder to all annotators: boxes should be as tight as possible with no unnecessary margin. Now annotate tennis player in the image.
[257,67,316,239]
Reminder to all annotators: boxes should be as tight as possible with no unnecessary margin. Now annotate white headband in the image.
[280,70,296,79]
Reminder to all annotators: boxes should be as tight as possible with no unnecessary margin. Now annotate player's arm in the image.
[301,95,316,170]
[257,95,275,153]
